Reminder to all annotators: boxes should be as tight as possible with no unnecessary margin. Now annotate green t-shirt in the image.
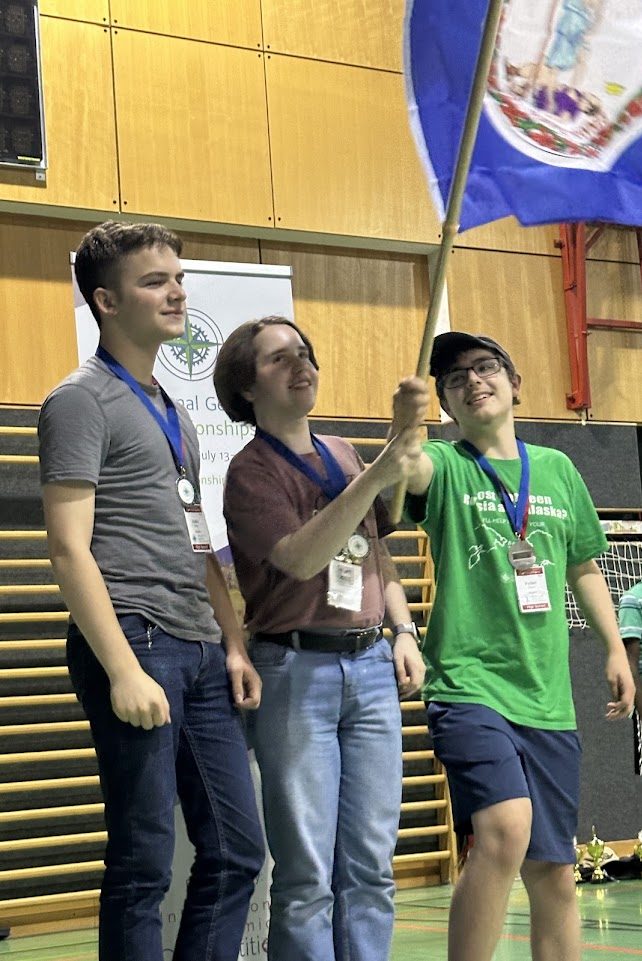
[406,441,607,730]
[618,583,642,673]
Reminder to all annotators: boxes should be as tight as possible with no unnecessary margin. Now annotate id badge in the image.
[183,504,212,553]
[515,566,551,614]
[327,557,363,612]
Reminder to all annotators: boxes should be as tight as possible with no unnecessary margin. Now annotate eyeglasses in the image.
[440,357,504,390]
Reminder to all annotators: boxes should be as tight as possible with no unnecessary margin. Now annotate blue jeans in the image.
[67,615,264,961]
[246,636,402,961]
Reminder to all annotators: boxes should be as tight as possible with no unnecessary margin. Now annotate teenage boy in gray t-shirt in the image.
[38,221,264,961]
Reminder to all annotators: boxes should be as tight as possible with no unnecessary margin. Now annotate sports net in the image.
[566,540,642,629]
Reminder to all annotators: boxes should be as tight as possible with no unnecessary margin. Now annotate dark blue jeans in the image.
[67,615,264,961]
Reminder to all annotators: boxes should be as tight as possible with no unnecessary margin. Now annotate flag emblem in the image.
[487,0,642,171]
[405,0,642,228]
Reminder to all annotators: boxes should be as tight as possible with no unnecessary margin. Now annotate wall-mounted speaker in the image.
[0,1,45,170]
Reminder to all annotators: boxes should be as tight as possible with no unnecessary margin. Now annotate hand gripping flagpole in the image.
[390,0,504,523]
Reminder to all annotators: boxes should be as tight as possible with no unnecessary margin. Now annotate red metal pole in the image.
[559,223,591,412]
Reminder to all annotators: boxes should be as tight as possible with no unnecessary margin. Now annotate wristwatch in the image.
[393,622,419,642]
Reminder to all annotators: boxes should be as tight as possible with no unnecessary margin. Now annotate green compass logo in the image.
[158,308,224,382]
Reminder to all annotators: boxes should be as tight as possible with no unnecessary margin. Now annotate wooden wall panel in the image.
[0,217,93,406]
[0,214,260,406]
[261,0,404,71]
[456,218,559,257]
[113,31,273,227]
[444,248,574,420]
[585,227,642,264]
[457,218,640,263]
[261,241,437,420]
[587,260,642,422]
[586,331,642,423]
[109,0,262,49]
[266,54,439,243]
[39,0,109,23]
[179,233,260,266]
[0,18,118,210]
[588,260,642,326]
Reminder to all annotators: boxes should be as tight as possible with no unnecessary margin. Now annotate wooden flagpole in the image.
[390,0,505,522]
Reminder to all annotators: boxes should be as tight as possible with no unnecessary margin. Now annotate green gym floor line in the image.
[391,880,642,960]
[0,880,640,960]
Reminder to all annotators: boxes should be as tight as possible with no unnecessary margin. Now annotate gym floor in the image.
[0,879,640,960]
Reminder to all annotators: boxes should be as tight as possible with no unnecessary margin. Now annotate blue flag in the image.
[405,0,642,230]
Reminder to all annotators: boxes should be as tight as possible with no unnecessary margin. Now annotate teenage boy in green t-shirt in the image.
[392,331,635,961]
[618,582,642,729]
[618,581,642,774]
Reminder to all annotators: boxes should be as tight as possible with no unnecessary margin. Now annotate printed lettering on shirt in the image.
[462,490,568,521]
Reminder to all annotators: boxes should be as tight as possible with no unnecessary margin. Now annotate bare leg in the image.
[448,798,531,961]
[520,859,581,961]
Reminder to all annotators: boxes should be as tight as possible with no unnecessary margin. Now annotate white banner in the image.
[72,256,288,960]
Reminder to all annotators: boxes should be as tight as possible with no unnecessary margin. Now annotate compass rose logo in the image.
[158,308,224,382]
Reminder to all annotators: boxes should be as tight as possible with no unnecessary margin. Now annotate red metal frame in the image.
[558,223,642,413]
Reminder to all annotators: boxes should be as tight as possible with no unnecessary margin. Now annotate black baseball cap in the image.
[429,332,515,380]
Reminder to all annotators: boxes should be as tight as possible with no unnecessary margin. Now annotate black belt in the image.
[253,626,381,654]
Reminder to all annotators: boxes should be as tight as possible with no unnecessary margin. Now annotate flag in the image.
[404,0,642,231]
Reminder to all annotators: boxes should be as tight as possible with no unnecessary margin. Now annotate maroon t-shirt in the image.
[223,434,393,633]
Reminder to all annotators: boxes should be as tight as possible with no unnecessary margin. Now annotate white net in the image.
[566,540,642,629]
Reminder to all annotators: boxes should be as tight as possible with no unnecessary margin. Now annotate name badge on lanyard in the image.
[96,346,211,553]
[256,427,364,612]
[515,566,552,613]
[461,439,550,615]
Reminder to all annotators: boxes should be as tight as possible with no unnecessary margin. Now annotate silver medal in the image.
[347,533,370,561]
[176,476,195,506]
[507,539,536,571]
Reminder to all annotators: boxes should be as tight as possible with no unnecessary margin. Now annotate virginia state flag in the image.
[405,0,642,230]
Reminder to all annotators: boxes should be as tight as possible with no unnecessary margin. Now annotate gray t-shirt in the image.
[38,356,220,642]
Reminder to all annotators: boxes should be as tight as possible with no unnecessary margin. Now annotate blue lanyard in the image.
[256,427,347,500]
[96,346,185,473]
[460,438,530,539]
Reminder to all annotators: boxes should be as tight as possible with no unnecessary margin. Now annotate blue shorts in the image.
[427,701,581,864]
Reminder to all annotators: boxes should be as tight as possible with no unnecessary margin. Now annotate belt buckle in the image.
[354,628,375,650]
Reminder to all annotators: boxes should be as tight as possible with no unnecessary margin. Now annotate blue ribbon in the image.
[460,438,530,539]
[96,346,184,473]
[256,427,347,500]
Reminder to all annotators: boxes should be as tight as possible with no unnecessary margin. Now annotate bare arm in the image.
[567,558,635,719]
[205,552,261,709]
[270,428,423,580]
[623,639,642,716]
[42,481,171,729]
[380,542,425,698]
[390,377,434,496]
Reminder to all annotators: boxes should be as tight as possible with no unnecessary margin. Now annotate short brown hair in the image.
[213,316,319,426]
[74,221,182,326]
